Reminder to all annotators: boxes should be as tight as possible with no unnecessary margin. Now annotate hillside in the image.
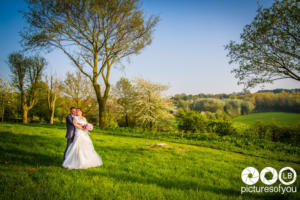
[0,123,299,199]
[232,112,300,126]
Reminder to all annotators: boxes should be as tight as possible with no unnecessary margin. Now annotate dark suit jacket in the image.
[65,114,75,139]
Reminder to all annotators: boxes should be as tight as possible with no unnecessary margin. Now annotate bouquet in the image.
[83,123,93,131]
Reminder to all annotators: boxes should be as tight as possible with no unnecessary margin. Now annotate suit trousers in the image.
[63,137,74,161]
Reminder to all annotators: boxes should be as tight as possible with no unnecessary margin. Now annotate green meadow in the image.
[232,112,300,126]
[0,123,299,200]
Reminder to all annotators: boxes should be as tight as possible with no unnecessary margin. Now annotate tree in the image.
[30,81,49,122]
[55,96,74,122]
[113,78,135,127]
[132,78,175,131]
[8,53,46,123]
[63,71,92,107]
[0,76,13,122]
[104,95,122,128]
[225,0,300,88]
[191,98,225,113]
[176,110,208,133]
[63,71,97,115]
[45,74,62,124]
[22,0,159,127]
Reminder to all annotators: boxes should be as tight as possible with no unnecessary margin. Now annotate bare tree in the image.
[45,74,62,124]
[63,71,95,109]
[8,53,46,123]
[21,0,159,127]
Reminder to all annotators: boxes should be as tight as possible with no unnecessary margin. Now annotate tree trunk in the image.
[98,100,106,128]
[48,98,56,124]
[125,113,129,127]
[47,82,57,124]
[1,106,4,122]
[1,97,4,122]
[93,82,107,128]
[50,109,54,124]
[23,108,28,124]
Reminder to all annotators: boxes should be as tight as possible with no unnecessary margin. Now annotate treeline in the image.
[0,71,98,124]
[0,71,175,131]
[0,52,176,129]
[257,88,300,93]
[2,67,300,128]
[1,70,300,146]
[172,90,300,114]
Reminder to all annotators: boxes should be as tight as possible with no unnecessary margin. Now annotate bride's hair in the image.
[76,108,84,116]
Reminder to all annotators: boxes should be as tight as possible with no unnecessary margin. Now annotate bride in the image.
[63,108,103,169]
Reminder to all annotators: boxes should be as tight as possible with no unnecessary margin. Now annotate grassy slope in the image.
[232,112,300,126]
[0,123,299,200]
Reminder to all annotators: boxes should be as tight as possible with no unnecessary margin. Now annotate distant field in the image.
[233,112,300,126]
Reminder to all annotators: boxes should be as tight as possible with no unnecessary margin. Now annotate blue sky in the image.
[0,0,298,95]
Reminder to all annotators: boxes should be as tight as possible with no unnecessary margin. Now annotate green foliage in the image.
[30,81,49,122]
[214,110,231,121]
[103,97,122,128]
[54,97,74,122]
[131,78,175,131]
[173,92,300,114]
[225,0,300,88]
[224,99,255,117]
[243,121,300,146]
[190,98,225,112]
[113,78,136,127]
[208,121,236,136]
[177,110,237,136]
[253,92,300,112]
[0,92,20,122]
[176,110,208,133]
[187,98,254,117]
[240,100,255,115]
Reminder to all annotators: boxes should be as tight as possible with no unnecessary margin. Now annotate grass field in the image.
[232,112,300,126]
[0,123,299,199]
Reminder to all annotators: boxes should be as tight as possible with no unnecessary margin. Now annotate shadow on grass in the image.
[0,131,64,167]
[1,122,67,130]
[84,147,283,200]
[86,169,282,200]
[24,122,66,130]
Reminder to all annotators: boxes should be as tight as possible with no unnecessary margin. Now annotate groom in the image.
[63,107,77,161]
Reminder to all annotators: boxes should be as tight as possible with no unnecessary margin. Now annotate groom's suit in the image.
[63,114,76,161]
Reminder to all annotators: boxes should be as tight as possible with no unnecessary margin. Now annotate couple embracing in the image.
[63,107,103,169]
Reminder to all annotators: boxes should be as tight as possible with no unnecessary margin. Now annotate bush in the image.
[176,110,208,133]
[208,121,236,136]
[243,121,300,146]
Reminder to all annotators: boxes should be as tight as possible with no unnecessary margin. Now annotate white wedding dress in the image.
[62,116,103,169]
